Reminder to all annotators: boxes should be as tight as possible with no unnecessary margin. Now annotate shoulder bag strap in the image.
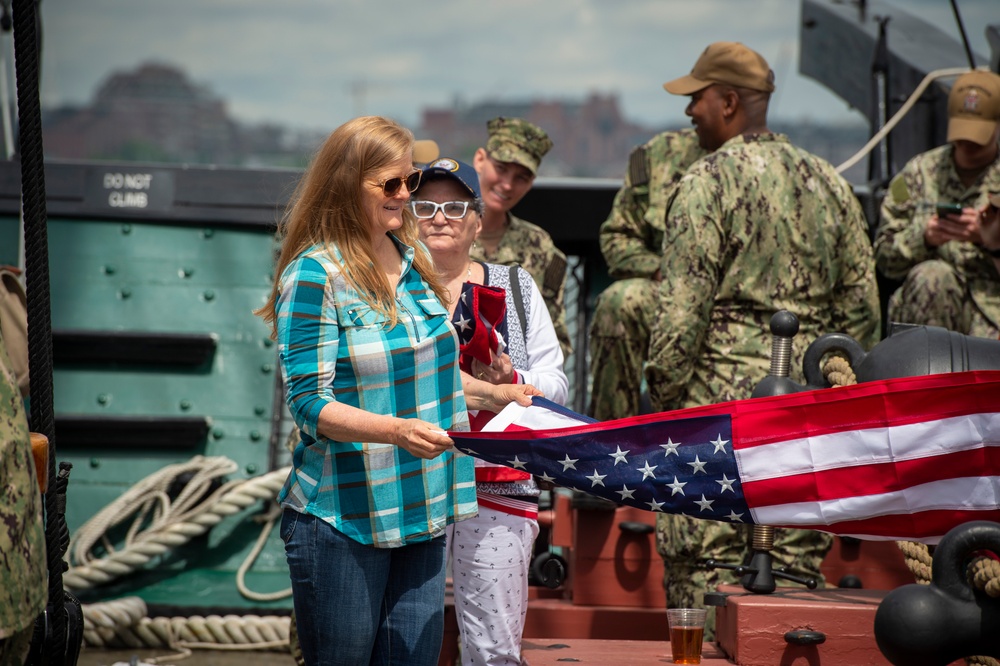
[507,264,528,341]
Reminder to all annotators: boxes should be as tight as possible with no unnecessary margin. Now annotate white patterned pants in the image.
[447,505,540,666]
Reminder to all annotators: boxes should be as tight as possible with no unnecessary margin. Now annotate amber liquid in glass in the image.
[669,625,704,664]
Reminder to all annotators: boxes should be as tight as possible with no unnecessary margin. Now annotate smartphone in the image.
[935,202,963,216]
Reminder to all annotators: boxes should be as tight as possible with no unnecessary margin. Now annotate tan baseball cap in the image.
[663,42,775,96]
[947,71,1000,145]
[413,139,440,165]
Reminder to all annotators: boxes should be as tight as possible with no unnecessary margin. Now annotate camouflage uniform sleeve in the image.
[645,171,719,412]
[487,217,573,357]
[541,244,572,357]
[0,332,47,637]
[833,186,883,350]
[599,145,661,279]
[873,164,936,280]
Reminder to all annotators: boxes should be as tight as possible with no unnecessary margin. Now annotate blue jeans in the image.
[280,508,447,666]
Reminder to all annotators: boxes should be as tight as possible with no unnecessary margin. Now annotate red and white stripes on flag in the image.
[451,371,1000,544]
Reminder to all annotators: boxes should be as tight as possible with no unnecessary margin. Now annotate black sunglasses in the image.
[376,170,422,197]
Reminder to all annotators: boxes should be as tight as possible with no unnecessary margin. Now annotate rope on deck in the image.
[895,540,933,586]
[64,456,291,603]
[82,597,291,662]
[824,357,1000,666]
[818,354,855,388]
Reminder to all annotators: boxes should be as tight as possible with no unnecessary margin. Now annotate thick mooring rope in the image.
[69,458,296,661]
[823,356,1000,666]
[65,456,290,597]
[895,539,933,586]
[82,597,290,663]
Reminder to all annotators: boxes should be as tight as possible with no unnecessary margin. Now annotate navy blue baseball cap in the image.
[416,157,481,199]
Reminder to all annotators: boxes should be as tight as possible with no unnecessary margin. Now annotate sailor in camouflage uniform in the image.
[646,42,882,639]
[0,326,47,664]
[471,117,572,357]
[874,70,1000,339]
[588,128,707,420]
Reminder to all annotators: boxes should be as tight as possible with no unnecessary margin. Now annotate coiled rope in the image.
[823,357,1000,666]
[68,457,296,660]
[65,456,291,598]
[82,596,290,663]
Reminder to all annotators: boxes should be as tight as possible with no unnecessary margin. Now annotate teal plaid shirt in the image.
[276,237,476,548]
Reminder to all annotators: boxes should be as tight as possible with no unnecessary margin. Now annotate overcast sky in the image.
[38,0,996,133]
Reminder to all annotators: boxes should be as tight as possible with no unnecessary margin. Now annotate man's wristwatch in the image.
[984,245,1000,258]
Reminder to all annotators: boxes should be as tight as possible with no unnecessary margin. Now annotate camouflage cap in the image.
[990,191,1000,208]
[663,41,775,95]
[947,71,1000,146]
[485,117,553,175]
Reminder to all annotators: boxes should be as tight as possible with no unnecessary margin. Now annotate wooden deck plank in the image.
[522,638,731,665]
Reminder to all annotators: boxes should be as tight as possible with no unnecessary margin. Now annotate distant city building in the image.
[42,62,323,167]
[420,95,869,181]
[41,61,869,182]
[420,94,653,178]
[43,63,237,163]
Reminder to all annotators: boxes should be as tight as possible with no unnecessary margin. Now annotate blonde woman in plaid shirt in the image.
[256,116,540,666]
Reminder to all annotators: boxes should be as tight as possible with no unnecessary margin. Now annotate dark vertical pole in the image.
[12,0,66,662]
[13,4,49,434]
[949,0,977,69]
[869,16,892,186]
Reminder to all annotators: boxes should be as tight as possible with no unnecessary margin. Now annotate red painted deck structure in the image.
[440,491,931,665]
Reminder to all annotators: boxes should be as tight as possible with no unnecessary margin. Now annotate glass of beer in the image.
[667,608,706,664]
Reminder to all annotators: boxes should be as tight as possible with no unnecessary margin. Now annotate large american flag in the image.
[450,371,1000,544]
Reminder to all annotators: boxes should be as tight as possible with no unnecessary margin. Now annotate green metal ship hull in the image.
[1,161,304,613]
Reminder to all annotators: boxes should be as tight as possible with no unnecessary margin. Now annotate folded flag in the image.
[454,281,507,375]
[450,371,1000,544]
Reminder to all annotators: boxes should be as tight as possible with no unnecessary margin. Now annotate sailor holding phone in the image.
[874,70,1000,339]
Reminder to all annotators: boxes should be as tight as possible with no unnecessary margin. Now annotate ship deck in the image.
[77,639,732,666]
